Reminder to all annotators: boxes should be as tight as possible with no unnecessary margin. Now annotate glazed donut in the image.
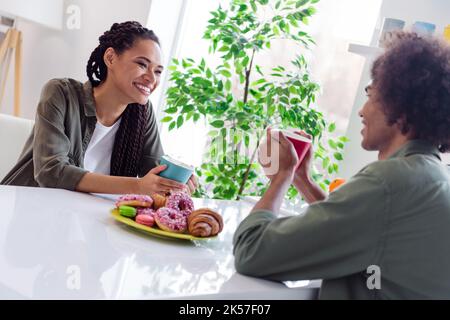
[154,207,187,233]
[116,194,153,208]
[188,208,223,237]
[135,208,155,227]
[166,191,194,217]
[151,193,167,210]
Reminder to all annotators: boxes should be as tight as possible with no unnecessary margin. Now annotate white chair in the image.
[0,113,34,180]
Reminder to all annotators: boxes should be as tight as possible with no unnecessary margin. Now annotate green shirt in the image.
[233,140,450,299]
[1,78,163,190]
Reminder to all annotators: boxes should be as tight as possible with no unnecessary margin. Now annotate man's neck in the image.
[93,81,128,127]
[378,135,411,160]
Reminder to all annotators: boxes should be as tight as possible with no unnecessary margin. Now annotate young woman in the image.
[1,21,197,195]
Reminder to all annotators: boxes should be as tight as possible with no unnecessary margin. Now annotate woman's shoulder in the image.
[41,78,84,96]
[37,78,86,115]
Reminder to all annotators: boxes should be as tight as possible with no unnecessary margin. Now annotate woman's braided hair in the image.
[86,21,160,176]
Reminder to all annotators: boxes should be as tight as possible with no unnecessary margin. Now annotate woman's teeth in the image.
[134,83,151,95]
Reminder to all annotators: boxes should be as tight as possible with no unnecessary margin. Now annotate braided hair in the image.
[86,21,160,177]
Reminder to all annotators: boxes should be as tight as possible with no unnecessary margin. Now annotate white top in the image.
[83,119,121,175]
[0,185,320,299]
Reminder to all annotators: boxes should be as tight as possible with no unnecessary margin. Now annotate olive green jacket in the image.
[233,140,450,299]
[1,78,163,190]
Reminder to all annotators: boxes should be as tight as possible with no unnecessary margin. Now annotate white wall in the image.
[146,0,187,119]
[0,0,152,119]
[0,0,63,29]
[341,0,450,178]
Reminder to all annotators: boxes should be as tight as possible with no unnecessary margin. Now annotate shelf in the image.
[348,43,383,58]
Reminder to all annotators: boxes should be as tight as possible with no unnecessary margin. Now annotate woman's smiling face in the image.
[105,38,163,105]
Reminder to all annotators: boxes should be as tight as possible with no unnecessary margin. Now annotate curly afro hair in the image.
[371,31,450,152]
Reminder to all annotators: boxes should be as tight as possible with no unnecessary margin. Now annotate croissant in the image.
[151,193,167,210]
[188,208,223,237]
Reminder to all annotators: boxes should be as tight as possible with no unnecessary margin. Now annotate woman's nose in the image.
[143,72,157,90]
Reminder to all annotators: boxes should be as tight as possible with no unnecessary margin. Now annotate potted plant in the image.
[162,0,348,201]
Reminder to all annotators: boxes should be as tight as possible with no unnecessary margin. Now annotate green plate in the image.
[111,209,215,241]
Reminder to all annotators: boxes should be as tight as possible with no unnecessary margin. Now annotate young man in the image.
[233,32,450,299]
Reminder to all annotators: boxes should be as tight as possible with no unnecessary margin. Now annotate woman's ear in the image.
[103,47,116,68]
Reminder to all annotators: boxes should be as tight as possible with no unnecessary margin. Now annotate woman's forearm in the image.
[76,172,140,194]
[293,175,327,204]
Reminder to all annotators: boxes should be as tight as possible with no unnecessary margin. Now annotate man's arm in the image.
[233,171,388,281]
[252,170,293,214]
[293,174,327,204]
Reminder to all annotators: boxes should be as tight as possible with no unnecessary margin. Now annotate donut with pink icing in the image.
[115,194,153,208]
[166,191,194,217]
[136,207,155,216]
[154,207,187,233]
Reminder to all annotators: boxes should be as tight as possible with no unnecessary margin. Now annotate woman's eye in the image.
[137,62,148,69]
[156,70,162,75]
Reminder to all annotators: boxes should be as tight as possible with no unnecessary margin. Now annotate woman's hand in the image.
[185,174,199,195]
[137,165,185,195]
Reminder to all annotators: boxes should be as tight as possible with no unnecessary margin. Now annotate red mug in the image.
[274,129,311,165]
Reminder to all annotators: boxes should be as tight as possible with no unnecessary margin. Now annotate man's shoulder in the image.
[358,155,446,189]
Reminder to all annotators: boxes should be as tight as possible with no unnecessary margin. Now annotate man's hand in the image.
[260,128,298,180]
[293,131,313,182]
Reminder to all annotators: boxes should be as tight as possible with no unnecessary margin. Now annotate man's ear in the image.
[396,115,413,136]
[103,47,116,68]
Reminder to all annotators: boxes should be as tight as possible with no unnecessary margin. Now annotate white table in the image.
[0,186,320,299]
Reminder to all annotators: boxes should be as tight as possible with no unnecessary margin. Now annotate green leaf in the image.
[328,139,337,150]
[296,0,309,8]
[219,45,230,52]
[210,120,225,128]
[225,80,232,91]
[168,121,176,131]
[255,65,264,76]
[164,107,178,114]
[333,152,343,161]
[208,130,218,137]
[328,123,336,133]
[177,115,184,128]
[161,116,172,123]
[322,157,330,169]
[251,78,267,86]
[181,105,195,113]
[220,70,232,78]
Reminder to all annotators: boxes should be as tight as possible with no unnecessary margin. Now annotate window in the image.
[152,0,382,167]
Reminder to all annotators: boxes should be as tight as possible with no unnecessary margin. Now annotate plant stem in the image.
[236,49,257,199]
[237,141,259,199]
[243,49,255,104]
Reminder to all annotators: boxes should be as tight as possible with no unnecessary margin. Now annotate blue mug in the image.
[158,155,194,184]
[412,21,436,37]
